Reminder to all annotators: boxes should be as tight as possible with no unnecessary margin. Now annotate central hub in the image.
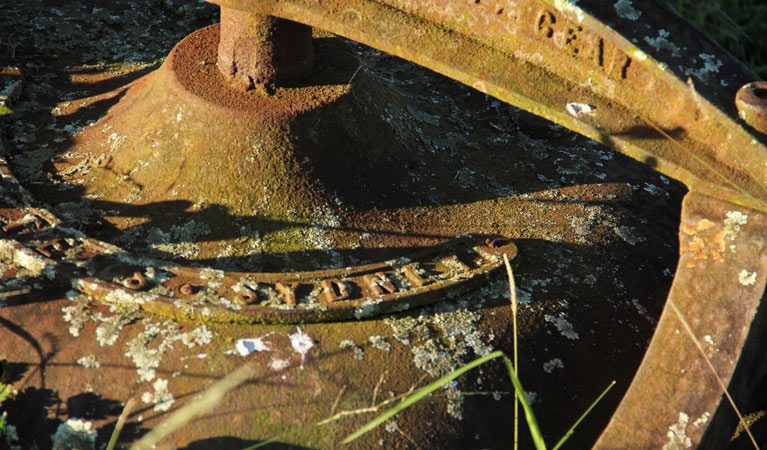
[58,24,454,272]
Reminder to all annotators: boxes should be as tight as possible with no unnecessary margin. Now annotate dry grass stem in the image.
[371,370,388,407]
[330,385,347,417]
[503,253,520,450]
[106,397,136,450]
[318,376,425,426]
[130,363,254,450]
[668,299,759,449]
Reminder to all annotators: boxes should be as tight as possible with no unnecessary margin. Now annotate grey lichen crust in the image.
[384,297,495,420]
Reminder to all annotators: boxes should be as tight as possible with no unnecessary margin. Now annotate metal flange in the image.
[205,0,767,448]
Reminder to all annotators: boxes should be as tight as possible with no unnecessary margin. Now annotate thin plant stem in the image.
[342,351,548,449]
[106,397,136,450]
[131,363,254,450]
[667,299,759,449]
[504,253,520,450]
[551,381,615,450]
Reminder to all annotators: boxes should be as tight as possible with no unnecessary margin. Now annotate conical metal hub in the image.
[55,25,455,272]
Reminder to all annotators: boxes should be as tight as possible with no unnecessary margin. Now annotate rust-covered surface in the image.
[218,7,314,88]
[1,0,766,448]
[211,0,767,212]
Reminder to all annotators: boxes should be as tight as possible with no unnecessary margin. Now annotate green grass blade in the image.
[344,351,549,450]
[344,351,515,444]
[551,381,616,450]
[500,355,547,450]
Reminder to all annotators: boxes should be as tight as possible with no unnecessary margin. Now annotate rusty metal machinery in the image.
[1,0,766,448]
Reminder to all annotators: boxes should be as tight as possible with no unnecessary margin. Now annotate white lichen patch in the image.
[199,267,225,280]
[368,335,391,351]
[524,390,538,405]
[94,311,137,346]
[104,288,157,309]
[724,211,748,241]
[77,354,101,369]
[683,54,722,82]
[692,412,710,428]
[145,221,210,259]
[545,314,579,340]
[180,325,213,348]
[644,30,681,57]
[444,380,465,420]
[355,298,383,319]
[0,422,21,450]
[386,306,494,420]
[739,270,757,286]
[615,0,641,20]
[340,339,365,360]
[543,358,564,373]
[123,319,211,382]
[615,226,646,245]
[51,418,97,450]
[62,300,93,337]
[302,206,342,251]
[663,412,692,450]
[268,357,290,372]
[141,378,175,412]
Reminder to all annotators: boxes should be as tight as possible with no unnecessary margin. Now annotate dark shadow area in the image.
[2,387,61,449]
[66,392,122,420]
[0,317,58,388]
[0,361,29,385]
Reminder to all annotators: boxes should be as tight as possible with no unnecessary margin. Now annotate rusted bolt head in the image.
[735,81,767,134]
[485,237,502,248]
[178,283,196,296]
[123,271,147,290]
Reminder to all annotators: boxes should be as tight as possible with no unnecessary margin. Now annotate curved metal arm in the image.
[205,0,767,447]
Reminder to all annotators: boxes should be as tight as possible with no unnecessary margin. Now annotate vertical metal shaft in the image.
[218,7,313,89]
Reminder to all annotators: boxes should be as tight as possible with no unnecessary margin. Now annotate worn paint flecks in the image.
[566,102,596,118]
[235,333,273,356]
[288,326,317,368]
